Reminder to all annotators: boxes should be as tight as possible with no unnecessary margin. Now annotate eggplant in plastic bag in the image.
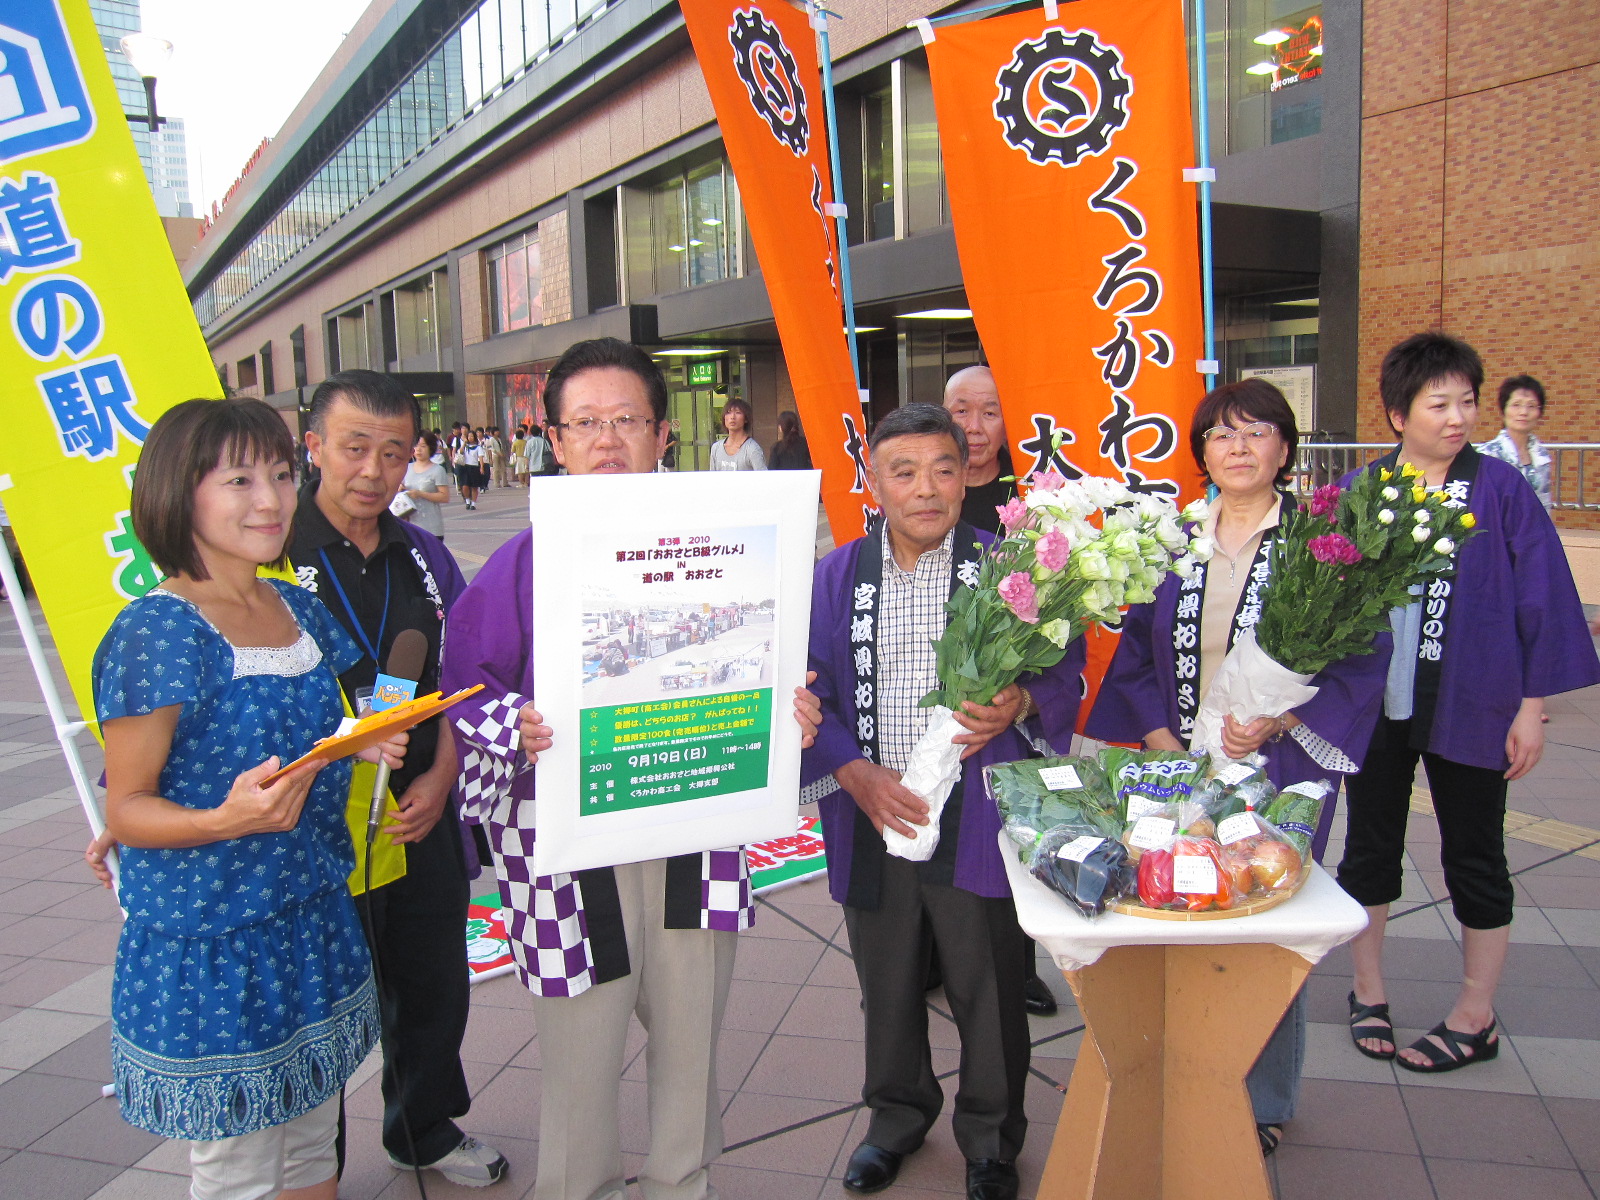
[1030,825,1136,917]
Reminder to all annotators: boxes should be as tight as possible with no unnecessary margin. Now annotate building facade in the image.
[177,0,1594,489]
[91,0,194,217]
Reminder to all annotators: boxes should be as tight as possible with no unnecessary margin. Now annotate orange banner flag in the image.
[681,0,873,542]
[924,0,1207,721]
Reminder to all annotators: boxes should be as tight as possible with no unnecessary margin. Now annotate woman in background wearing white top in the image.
[1478,375,1553,509]
[709,399,766,471]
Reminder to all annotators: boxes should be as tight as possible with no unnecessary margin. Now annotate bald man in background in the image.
[942,365,1059,1019]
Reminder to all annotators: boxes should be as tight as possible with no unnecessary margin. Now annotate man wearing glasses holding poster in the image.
[441,337,820,1200]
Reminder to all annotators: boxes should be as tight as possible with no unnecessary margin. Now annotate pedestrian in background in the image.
[1478,375,1553,509]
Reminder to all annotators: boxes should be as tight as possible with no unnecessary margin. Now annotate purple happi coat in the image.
[1338,451,1600,770]
[440,529,755,998]
[1085,564,1392,858]
[802,531,1086,905]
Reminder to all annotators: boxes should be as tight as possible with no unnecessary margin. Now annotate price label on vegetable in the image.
[1125,796,1165,821]
[1055,835,1105,863]
[1038,765,1082,791]
[1215,761,1256,786]
[1128,816,1176,850]
[1173,852,1219,894]
[1216,812,1260,846]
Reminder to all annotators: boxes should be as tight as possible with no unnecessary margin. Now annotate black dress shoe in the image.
[966,1158,1019,1200]
[1024,974,1058,1016]
[843,1143,904,1194]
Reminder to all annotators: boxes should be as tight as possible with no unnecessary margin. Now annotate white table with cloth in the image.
[1000,833,1367,1200]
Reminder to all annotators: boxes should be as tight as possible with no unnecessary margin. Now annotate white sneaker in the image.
[390,1135,509,1187]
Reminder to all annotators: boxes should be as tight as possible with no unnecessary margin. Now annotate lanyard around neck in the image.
[317,546,391,665]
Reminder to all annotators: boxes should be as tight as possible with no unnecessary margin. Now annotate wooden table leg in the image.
[1036,943,1308,1200]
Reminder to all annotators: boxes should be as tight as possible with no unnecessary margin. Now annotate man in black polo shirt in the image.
[293,371,507,1188]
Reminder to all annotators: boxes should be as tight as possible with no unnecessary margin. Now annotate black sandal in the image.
[1396,1018,1499,1073]
[1257,1123,1283,1157]
[1348,991,1396,1060]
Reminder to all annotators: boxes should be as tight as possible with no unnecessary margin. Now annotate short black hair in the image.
[721,398,753,429]
[544,338,667,426]
[1497,374,1546,414]
[868,403,969,464]
[1189,378,1300,487]
[1379,332,1483,428]
[417,429,439,457]
[133,399,299,582]
[307,369,420,438]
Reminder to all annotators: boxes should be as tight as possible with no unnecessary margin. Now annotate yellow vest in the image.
[262,564,406,895]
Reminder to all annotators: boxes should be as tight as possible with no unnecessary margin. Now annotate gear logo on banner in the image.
[729,8,809,156]
[993,28,1131,167]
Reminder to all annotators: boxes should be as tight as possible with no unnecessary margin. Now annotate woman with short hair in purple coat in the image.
[1339,333,1600,1073]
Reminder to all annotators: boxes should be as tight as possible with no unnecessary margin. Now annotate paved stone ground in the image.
[0,477,1596,1199]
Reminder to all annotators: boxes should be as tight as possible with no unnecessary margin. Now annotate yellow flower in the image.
[1401,463,1421,478]
[1461,512,1477,529]
[1411,487,1427,502]
[1379,469,1393,481]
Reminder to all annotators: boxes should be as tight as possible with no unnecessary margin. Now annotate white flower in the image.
[1190,535,1216,562]
[1041,618,1073,648]
[1381,486,1400,501]
[1433,537,1455,555]
[1378,509,1394,525]
[1181,497,1211,525]
[1075,547,1112,581]
[1081,476,1131,510]
[1414,508,1431,523]
[1153,513,1186,551]
[1411,525,1429,543]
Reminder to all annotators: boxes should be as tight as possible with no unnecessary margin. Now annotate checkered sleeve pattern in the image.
[487,817,598,997]
[701,847,754,931]
[1289,723,1361,775]
[877,532,953,772]
[454,691,533,824]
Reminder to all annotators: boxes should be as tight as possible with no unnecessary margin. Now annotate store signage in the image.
[1269,16,1323,91]
[680,0,870,541]
[922,0,1206,722]
[688,359,717,385]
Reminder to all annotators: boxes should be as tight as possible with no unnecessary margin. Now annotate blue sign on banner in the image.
[0,1,96,163]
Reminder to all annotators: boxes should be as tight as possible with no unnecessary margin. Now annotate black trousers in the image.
[1338,718,1514,930]
[844,856,1031,1162]
[360,815,474,1165]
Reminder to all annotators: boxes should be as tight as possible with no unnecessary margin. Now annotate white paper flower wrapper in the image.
[883,706,966,862]
[1191,629,1319,761]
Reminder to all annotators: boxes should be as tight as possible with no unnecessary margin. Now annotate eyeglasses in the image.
[1202,421,1278,445]
[553,415,657,440]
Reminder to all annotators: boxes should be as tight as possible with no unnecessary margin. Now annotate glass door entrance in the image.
[667,388,718,472]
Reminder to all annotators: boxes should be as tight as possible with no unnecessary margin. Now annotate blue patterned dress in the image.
[93,580,379,1141]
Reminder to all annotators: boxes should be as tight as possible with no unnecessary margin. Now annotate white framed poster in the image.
[530,469,821,875]
[1240,365,1316,431]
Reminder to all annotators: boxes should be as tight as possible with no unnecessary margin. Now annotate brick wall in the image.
[540,210,572,326]
[1359,0,1600,525]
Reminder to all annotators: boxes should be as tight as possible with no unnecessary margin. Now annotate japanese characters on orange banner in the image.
[680,0,873,542]
[923,0,1207,719]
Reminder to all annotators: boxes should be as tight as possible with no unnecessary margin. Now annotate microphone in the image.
[367,628,428,847]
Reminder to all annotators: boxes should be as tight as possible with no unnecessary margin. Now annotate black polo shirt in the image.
[289,481,442,797]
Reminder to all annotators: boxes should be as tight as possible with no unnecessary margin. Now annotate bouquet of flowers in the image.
[885,471,1207,861]
[1191,462,1479,760]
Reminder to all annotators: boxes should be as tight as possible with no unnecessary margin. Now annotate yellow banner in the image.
[0,0,219,720]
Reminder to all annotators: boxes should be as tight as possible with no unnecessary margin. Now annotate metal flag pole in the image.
[809,1,864,394]
[0,500,117,892]
[1191,0,1220,390]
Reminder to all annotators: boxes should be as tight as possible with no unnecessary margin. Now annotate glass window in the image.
[900,56,945,236]
[862,85,895,241]
[487,232,543,333]
[623,175,688,298]
[685,161,732,287]
[1203,0,1323,153]
[392,272,442,363]
[335,305,370,370]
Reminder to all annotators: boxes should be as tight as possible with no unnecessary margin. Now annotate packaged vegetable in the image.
[1119,800,1212,861]
[987,756,1121,841]
[1106,750,1210,814]
[1030,827,1136,917]
[1261,779,1333,861]
[1133,835,1241,911]
[1189,755,1272,820]
[1215,809,1304,896]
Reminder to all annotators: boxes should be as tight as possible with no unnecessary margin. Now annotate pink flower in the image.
[997,571,1040,623]
[1309,483,1341,518]
[1030,467,1067,493]
[1035,528,1071,572]
[996,496,1029,532]
[1308,533,1362,566]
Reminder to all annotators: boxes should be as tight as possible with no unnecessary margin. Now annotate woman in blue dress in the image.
[93,398,404,1200]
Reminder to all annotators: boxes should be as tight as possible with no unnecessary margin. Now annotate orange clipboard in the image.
[261,684,485,785]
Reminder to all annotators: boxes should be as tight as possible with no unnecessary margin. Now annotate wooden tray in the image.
[1108,866,1311,921]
